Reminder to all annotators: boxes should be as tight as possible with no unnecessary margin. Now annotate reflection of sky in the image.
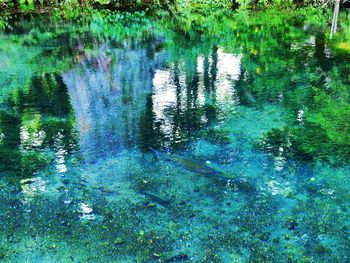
[152,48,241,139]
[63,43,165,160]
[20,128,46,148]
[19,112,46,150]
[54,132,68,174]
[297,109,304,124]
[267,180,292,196]
[152,69,178,136]
[215,49,241,104]
[196,49,241,105]
[64,42,242,156]
[0,132,4,144]
[20,177,47,205]
[196,55,206,105]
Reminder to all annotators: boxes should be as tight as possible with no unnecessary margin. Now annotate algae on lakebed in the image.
[0,8,350,262]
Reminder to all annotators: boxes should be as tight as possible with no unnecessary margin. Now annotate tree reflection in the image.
[142,45,241,150]
[0,73,77,177]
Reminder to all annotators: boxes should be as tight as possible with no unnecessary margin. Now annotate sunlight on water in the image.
[152,69,178,138]
[78,203,96,221]
[54,132,68,174]
[215,49,241,104]
[20,177,47,204]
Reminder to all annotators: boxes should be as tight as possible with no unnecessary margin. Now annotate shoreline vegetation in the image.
[0,1,346,21]
[0,1,349,43]
[0,0,343,13]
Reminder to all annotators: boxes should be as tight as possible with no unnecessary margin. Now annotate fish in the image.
[150,148,225,177]
[139,190,171,206]
[150,148,256,193]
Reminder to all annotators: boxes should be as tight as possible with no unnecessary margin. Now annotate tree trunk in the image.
[330,0,340,39]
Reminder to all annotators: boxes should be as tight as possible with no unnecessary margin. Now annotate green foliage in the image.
[258,99,350,163]
[309,100,350,146]
[0,68,77,176]
[0,15,9,30]
[201,127,232,144]
[331,12,350,53]
[90,11,153,39]
[177,0,232,10]
[19,0,34,11]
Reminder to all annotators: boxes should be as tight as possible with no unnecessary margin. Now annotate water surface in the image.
[0,10,350,262]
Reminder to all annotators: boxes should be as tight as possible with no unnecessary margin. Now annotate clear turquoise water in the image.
[0,11,350,262]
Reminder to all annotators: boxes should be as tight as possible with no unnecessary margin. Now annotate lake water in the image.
[0,10,350,262]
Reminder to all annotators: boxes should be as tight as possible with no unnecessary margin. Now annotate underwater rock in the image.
[179,200,186,206]
[225,178,256,193]
[139,190,171,206]
[50,244,58,250]
[165,253,189,262]
[316,244,330,254]
[201,127,231,144]
[305,182,324,194]
[285,219,298,230]
[62,179,70,185]
[188,212,196,218]
[96,186,115,194]
[146,202,157,208]
[113,237,125,245]
[151,253,161,259]
[273,237,280,243]
[257,232,270,242]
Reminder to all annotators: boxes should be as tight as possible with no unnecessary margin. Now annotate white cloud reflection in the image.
[151,48,242,140]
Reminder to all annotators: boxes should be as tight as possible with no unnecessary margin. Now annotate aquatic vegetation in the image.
[257,73,350,164]
[331,12,350,51]
[201,127,232,144]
